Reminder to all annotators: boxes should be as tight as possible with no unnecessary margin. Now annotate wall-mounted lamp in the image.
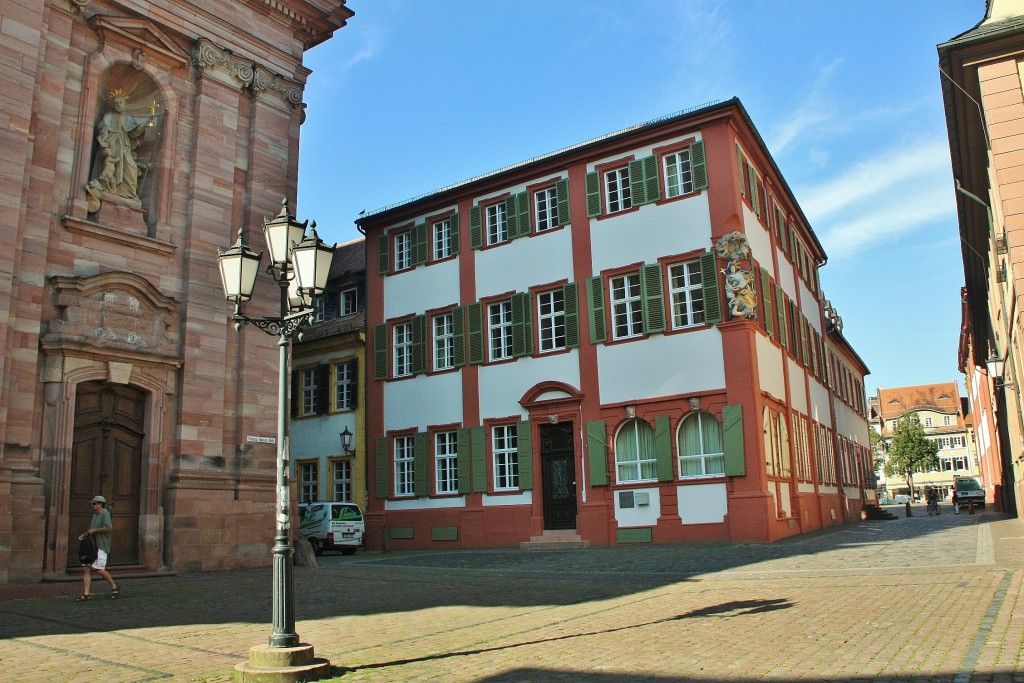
[986,355,1015,391]
[340,426,354,455]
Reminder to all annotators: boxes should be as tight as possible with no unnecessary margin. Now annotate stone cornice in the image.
[192,37,303,107]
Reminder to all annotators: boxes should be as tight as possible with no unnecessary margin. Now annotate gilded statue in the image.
[86,89,156,213]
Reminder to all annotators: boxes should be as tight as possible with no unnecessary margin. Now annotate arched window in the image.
[615,419,657,482]
[677,411,724,477]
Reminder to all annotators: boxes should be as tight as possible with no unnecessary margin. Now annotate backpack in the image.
[78,534,98,564]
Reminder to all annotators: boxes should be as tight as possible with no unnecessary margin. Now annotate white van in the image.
[298,502,364,556]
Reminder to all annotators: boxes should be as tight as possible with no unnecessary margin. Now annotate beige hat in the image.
[91,495,107,504]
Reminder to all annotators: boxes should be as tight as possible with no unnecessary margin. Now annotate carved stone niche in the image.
[42,272,180,362]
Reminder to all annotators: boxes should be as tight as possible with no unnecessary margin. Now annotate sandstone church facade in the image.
[0,0,352,583]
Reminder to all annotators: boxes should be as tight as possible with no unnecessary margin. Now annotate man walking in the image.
[76,495,120,601]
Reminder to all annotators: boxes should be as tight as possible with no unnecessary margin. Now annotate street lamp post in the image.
[219,198,334,681]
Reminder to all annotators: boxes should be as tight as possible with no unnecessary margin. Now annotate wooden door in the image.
[540,422,577,530]
[67,382,144,567]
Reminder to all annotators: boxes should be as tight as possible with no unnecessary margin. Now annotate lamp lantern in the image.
[292,222,334,301]
[263,198,308,268]
[217,229,262,303]
[340,427,354,455]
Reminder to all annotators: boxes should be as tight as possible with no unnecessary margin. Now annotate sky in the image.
[297,0,985,399]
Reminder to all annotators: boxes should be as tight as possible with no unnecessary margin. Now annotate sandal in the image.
[110,586,120,600]
[74,594,91,602]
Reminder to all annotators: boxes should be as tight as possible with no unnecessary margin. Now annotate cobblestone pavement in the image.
[2,506,1024,682]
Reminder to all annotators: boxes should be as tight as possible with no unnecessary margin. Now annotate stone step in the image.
[519,530,589,550]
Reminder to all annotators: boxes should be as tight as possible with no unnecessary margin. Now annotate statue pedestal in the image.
[94,193,147,234]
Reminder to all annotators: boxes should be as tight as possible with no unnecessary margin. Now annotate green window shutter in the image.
[373,323,388,380]
[412,222,428,266]
[290,369,299,418]
[722,405,745,476]
[414,431,429,497]
[555,177,571,226]
[375,437,389,498]
[629,156,659,206]
[655,415,674,482]
[470,206,482,249]
[466,302,484,365]
[776,287,788,350]
[586,276,607,344]
[515,191,530,238]
[315,364,330,415]
[471,425,487,493]
[452,306,466,367]
[348,360,359,409]
[736,144,745,198]
[456,428,471,493]
[411,314,427,375]
[563,282,580,349]
[761,269,774,339]
[585,171,602,217]
[699,252,722,324]
[449,212,460,256]
[801,317,810,367]
[511,291,533,357]
[586,420,609,486]
[691,140,708,190]
[517,420,533,490]
[377,234,390,274]
[640,263,666,334]
[748,167,760,215]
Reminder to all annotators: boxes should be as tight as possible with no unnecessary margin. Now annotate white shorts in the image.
[91,549,108,570]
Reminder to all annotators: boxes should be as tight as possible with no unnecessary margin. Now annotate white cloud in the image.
[769,59,842,155]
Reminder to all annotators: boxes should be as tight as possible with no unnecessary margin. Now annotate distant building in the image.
[873,383,980,501]
[0,0,352,584]
[357,99,874,550]
[940,0,1022,513]
[290,239,368,512]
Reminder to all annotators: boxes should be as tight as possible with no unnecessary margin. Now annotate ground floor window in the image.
[299,461,318,503]
[678,411,724,477]
[492,425,519,490]
[333,459,352,502]
[615,419,657,482]
[435,431,458,494]
[394,436,415,496]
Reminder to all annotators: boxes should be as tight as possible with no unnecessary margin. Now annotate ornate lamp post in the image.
[219,198,334,681]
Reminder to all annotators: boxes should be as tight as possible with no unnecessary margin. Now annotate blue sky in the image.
[297,1,984,398]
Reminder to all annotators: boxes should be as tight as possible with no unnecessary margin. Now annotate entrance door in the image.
[540,422,577,530]
[67,382,144,568]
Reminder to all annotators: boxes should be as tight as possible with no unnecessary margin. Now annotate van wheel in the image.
[310,539,323,557]
[341,548,356,556]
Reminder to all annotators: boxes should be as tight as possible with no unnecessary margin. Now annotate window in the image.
[537,289,566,352]
[334,361,356,411]
[394,436,414,497]
[394,232,412,271]
[492,425,519,490]
[535,186,559,232]
[435,431,458,494]
[668,260,705,328]
[433,313,455,371]
[340,287,357,316]
[301,368,317,416]
[943,415,952,426]
[333,460,351,502]
[433,218,452,260]
[953,436,964,448]
[486,203,508,245]
[940,437,952,449]
[605,167,632,213]
[393,322,413,377]
[615,419,657,482]
[313,296,326,323]
[924,417,933,427]
[678,411,724,477]
[299,462,318,503]
[664,149,693,198]
[488,300,513,361]
[610,273,643,339]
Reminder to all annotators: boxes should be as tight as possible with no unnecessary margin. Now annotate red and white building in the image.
[357,99,874,549]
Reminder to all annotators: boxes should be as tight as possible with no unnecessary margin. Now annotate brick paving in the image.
[2,506,1024,682]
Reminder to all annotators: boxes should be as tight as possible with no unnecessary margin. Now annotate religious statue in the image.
[86,89,157,213]
[722,260,758,319]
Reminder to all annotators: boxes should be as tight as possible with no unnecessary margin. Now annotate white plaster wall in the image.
[756,334,786,402]
[385,496,467,511]
[291,414,352,459]
[776,248,797,301]
[742,207,773,267]
[476,228,574,300]
[598,329,724,405]
[385,371,463,431]
[800,281,822,334]
[835,401,869,446]
[478,353,580,420]
[807,378,832,429]
[613,487,661,527]
[787,358,808,414]
[384,256,460,319]
[590,194,711,274]
[483,491,532,507]
[677,482,728,524]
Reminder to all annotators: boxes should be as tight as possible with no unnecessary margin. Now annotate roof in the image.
[328,237,365,281]
[300,310,365,342]
[938,6,1024,51]
[875,383,962,420]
